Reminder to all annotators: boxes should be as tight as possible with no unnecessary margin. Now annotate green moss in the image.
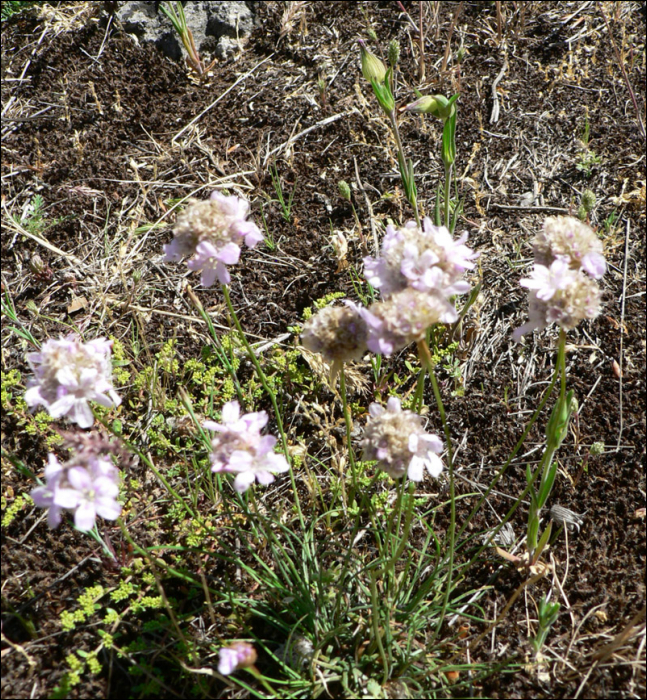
[158,339,179,375]
[302,291,346,322]
[110,579,138,603]
[78,585,105,616]
[98,630,114,649]
[103,608,120,625]
[2,493,31,528]
[110,336,131,385]
[86,652,102,675]
[132,595,164,612]
[1,369,22,410]
[133,365,154,392]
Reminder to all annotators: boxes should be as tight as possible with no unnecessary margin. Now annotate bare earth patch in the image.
[1,2,645,698]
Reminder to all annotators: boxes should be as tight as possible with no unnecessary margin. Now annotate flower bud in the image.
[388,39,400,67]
[405,94,456,121]
[338,180,351,201]
[358,39,386,84]
[577,204,588,221]
[581,189,596,212]
[590,441,604,455]
[404,95,439,115]
[28,254,45,275]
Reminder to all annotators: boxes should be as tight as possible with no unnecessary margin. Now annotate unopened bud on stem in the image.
[388,39,400,67]
[338,180,351,202]
[358,39,387,84]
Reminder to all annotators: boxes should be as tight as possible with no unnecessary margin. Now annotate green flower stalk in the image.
[532,596,561,656]
[357,39,419,224]
[404,93,460,229]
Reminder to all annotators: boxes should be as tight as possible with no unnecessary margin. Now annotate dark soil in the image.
[2,2,645,698]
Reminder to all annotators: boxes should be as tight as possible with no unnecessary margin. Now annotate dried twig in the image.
[441,2,464,73]
[489,57,508,124]
[596,1,645,141]
[616,218,630,450]
[353,156,379,255]
[263,112,350,165]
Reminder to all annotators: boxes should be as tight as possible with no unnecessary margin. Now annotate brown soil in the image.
[1,2,645,698]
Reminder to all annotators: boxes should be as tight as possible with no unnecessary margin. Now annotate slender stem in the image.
[558,329,567,399]
[418,1,425,82]
[417,339,455,637]
[333,472,382,625]
[443,162,452,230]
[339,364,359,499]
[93,410,198,520]
[370,570,390,684]
[453,360,560,545]
[388,111,421,227]
[222,285,305,531]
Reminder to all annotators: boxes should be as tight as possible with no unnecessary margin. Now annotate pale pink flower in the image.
[31,452,121,531]
[534,216,606,279]
[364,218,477,299]
[362,397,444,481]
[204,401,289,493]
[519,257,576,301]
[163,193,262,286]
[24,336,121,428]
[54,465,121,532]
[186,240,240,286]
[358,288,458,356]
[218,642,257,675]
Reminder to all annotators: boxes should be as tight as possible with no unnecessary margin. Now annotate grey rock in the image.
[113,1,256,62]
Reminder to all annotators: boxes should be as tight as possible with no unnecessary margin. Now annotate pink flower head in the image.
[362,397,444,481]
[358,288,458,356]
[204,401,289,493]
[519,257,576,301]
[364,218,477,299]
[31,451,121,531]
[186,240,240,286]
[218,642,257,675]
[514,269,602,341]
[534,216,606,279]
[163,193,263,286]
[24,335,121,428]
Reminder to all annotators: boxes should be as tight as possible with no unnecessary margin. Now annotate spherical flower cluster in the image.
[203,401,289,493]
[218,642,257,675]
[362,218,477,355]
[163,191,263,286]
[362,397,444,481]
[301,301,368,370]
[513,264,602,340]
[358,288,457,355]
[24,336,121,428]
[534,216,606,278]
[514,217,606,340]
[31,451,121,532]
[364,218,478,298]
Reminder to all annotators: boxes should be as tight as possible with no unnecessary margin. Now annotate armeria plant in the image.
[12,33,609,697]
